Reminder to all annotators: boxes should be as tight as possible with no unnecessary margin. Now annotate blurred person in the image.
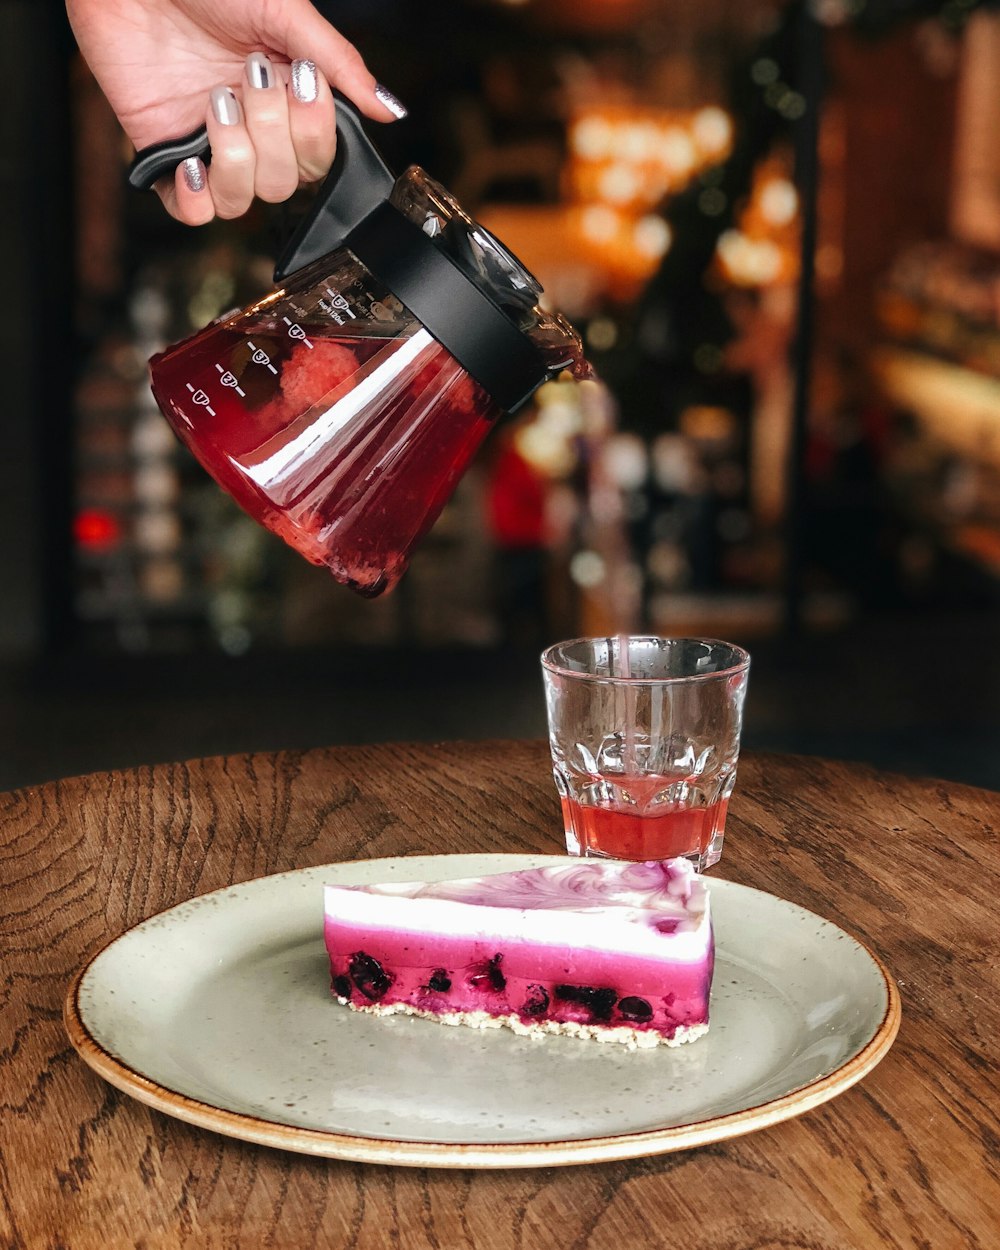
[66,0,406,225]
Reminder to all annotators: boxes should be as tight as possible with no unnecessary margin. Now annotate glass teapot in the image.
[135,98,586,596]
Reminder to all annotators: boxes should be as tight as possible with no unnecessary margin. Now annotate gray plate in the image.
[65,854,900,1168]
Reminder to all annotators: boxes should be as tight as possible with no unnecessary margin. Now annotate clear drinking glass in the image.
[541,636,751,870]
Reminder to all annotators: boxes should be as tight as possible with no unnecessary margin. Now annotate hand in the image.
[66,0,406,224]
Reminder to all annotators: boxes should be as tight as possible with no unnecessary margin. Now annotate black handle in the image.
[128,125,212,191]
[127,94,396,283]
[273,94,395,282]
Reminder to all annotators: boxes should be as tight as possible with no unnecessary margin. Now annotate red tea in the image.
[560,785,729,863]
[151,319,498,597]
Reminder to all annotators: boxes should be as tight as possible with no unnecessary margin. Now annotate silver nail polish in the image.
[246,52,273,90]
[291,59,318,104]
[374,84,408,120]
[210,86,242,126]
[181,157,206,192]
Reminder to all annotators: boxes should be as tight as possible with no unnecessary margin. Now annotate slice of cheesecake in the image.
[324,859,713,1049]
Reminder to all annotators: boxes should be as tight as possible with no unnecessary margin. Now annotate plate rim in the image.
[64,853,902,1169]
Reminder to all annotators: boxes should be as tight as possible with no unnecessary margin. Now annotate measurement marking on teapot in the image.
[246,341,278,374]
[185,382,216,416]
[319,287,357,325]
[283,317,314,349]
[214,362,246,396]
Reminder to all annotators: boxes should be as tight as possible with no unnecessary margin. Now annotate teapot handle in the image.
[127,126,212,191]
[126,94,397,283]
[273,93,396,282]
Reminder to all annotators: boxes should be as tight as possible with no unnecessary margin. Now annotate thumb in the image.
[261,0,406,123]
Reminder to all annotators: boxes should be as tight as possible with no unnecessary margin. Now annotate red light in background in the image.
[74,508,122,552]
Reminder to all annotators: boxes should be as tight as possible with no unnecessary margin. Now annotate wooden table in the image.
[2,742,997,1248]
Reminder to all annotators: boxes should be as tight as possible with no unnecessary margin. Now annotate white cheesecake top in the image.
[325,859,711,963]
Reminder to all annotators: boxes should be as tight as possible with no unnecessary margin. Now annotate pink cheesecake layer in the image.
[324,860,713,1043]
[325,929,712,1036]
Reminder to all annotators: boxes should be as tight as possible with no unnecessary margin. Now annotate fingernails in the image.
[291,59,318,104]
[374,84,408,120]
[181,157,207,192]
[210,85,242,126]
[246,52,274,90]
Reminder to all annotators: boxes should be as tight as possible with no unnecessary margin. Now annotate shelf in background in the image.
[872,347,1000,471]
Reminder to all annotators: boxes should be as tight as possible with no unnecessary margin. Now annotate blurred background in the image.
[2,0,999,791]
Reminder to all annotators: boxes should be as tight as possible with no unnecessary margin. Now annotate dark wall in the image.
[0,2,75,659]
[821,24,959,353]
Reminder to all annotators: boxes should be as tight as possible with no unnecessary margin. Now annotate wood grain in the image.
[1,743,997,1249]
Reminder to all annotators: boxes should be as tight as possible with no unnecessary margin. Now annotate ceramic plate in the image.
[65,854,900,1169]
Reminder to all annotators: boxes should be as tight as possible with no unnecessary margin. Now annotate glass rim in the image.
[540,635,751,685]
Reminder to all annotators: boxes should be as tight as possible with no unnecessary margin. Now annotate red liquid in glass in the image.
[560,787,729,862]
[150,319,500,596]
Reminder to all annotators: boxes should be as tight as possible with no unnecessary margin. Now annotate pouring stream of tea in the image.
[615,634,640,780]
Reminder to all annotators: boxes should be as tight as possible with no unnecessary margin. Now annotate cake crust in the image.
[336,995,711,1050]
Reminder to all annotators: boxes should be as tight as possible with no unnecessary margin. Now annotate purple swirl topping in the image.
[366,858,705,922]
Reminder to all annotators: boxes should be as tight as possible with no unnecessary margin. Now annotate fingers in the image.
[156,44,405,226]
[154,57,322,225]
[205,61,334,216]
[287,59,337,185]
[240,53,300,205]
[155,157,214,226]
[274,0,407,123]
[205,86,255,219]
[165,55,335,224]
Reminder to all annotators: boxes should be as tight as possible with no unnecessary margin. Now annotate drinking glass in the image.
[541,636,751,870]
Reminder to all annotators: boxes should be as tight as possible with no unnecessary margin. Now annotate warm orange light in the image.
[563,102,727,296]
[713,153,800,289]
[566,104,734,214]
